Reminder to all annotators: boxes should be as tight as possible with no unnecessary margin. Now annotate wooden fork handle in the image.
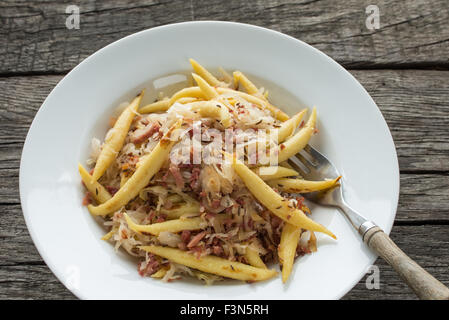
[363,226,449,300]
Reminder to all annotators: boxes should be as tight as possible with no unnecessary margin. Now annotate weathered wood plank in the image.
[193,0,449,69]
[1,0,448,302]
[397,174,449,222]
[0,0,193,74]
[343,224,449,300]
[0,0,448,74]
[0,222,447,299]
[3,167,449,221]
[1,70,448,172]
[350,70,449,172]
[0,204,43,265]
[0,265,76,300]
[1,69,448,299]
[1,199,448,271]
[1,71,449,219]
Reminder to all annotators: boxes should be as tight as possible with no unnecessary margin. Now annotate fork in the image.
[287,145,449,300]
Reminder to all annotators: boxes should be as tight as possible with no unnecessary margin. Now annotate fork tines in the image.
[286,145,318,177]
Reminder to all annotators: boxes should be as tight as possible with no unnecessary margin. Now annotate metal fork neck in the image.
[338,200,378,237]
[359,220,378,238]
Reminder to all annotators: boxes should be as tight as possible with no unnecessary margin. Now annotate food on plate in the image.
[79,59,339,284]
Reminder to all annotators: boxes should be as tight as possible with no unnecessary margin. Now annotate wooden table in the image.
[1,0,448,300]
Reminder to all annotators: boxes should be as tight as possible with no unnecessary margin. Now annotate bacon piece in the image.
[190,246,203,259]
[109,117,117,128]
[211,199,221,209]
[138,254,160,276]
[205,212,217,220]
[236,198,245,206]
[271,216,283,229]
[213,245,223,256]
[163,199,174,209]
[82,192,93,206]
[169,163,185,189]
[155,213,167,223]
[189,167,201,190]
[105,186,119,195]
[131,122,161,144]
[181,230,191,243]
[223,218,235,230]
[127,155,139,165]
[187,231,207,248]
[148,210,156,222]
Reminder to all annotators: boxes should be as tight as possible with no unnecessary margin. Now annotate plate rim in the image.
[19,20,400,300]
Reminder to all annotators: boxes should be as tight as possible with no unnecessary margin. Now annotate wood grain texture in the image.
[0,265,76,300]
[0,222,447,299]
[1,0,448,74]
[363,226,449,299]
[193,0,449,69]
[350,70,449,172]
[344,224,449,300]
[1,1,449,298]
[1,72,448,220]
[0,0,194,74]
[1,70,449,173]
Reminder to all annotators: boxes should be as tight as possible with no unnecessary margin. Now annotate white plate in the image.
[20,21,399,300]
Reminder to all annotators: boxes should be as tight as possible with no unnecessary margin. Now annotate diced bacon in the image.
[105,186,119,195]
[190,246,203,259]
[169,164,185,189]
[211,199,221,209]
[271,216,282,229]
[205,212,217,220]
[295,196,305,208]
[236,198,245,206]
[148,210,156,222]
[109,117,117,128]
[161,169,170,182]
[179,163,193,169]
[189,167,201,190]
[127,155,139,165]
[156,214,167,223]
[138,254,160,276]
[131,122,161,144]
[187,231,207,248]
[223,218,235,230]
[213,245,223,256]
[163,199,174,209]
[247,217,254,229]
[137,262,144,276]
[82,192,93,206]
[181,230,191,243]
